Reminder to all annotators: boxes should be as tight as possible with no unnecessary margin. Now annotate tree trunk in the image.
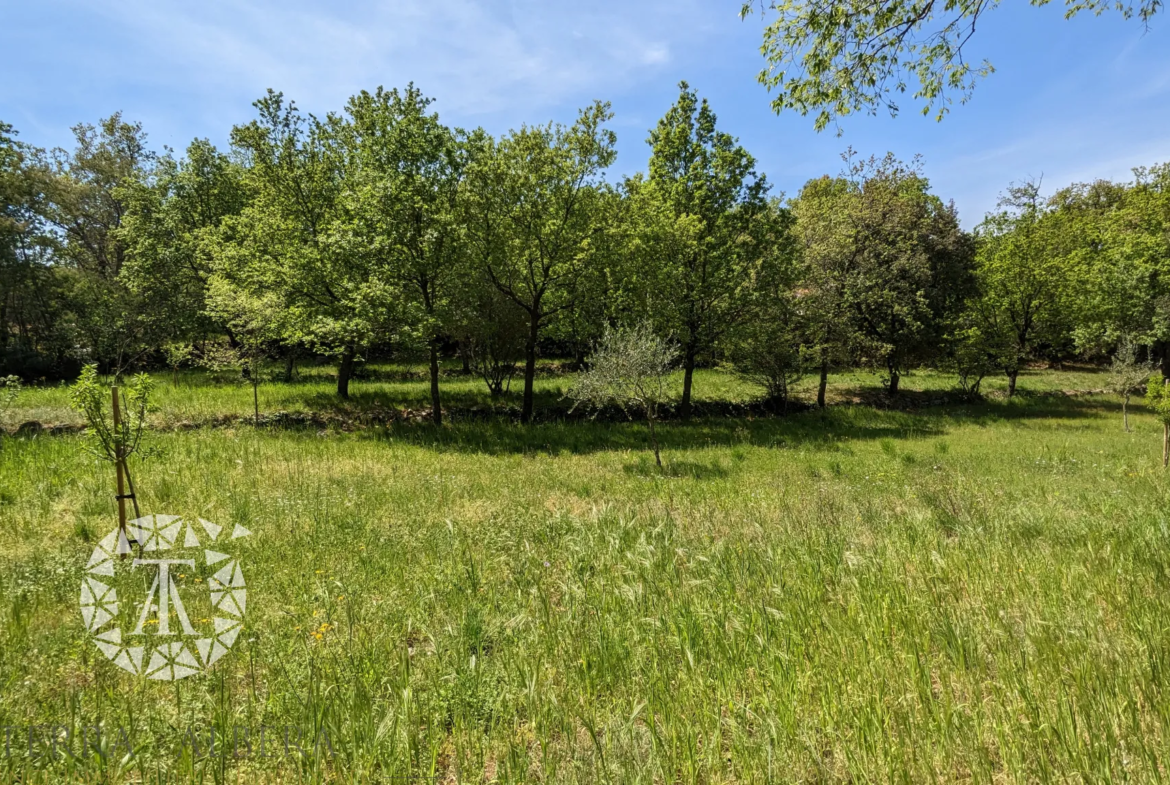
[887,369,900,395]
[1007,370,1019,398]
[337,346,356,399]
[1163,423,1168,468]
[1123,395,1130,432]
[521,315,539,424]
[647,412,662,468]
[253,380,260,426]
[817,354,829,409]
[460,343,471,375]
[429,338,442,426]
[284,353,295,382]
[111,386,128,546]
[680,347,696,420]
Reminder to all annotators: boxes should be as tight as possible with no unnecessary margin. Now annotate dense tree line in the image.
[2,84,1168,422]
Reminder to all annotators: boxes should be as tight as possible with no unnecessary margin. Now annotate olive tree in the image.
[1110,337,1153,431]
[569,323,677,467]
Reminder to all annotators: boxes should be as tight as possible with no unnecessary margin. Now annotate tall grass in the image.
[1,368,1166,782]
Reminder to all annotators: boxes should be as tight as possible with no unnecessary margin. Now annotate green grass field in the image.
[2,365,1169,783]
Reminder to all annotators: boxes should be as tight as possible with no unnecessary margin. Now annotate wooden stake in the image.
[112,386,128,541]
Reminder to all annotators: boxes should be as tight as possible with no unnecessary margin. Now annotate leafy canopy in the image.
[1146,374,1170,425]
[569,323,678,421]
[1108,336,1153,398]
[629,82,775,415]
[69,365,154,465]
[220,91,383,358]
[972,180,1069,381]
[741,0,1162,131]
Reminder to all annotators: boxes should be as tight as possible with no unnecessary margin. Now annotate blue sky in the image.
[2,0,1167,225]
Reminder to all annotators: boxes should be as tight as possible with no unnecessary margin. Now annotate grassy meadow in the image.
[2,363,1170,783]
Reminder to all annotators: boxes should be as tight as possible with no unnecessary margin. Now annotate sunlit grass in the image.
[1,367,1166,783]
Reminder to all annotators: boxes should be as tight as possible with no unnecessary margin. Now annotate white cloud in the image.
[641,44,671,65]
[69,0,698,124]
[3,0,1165,228]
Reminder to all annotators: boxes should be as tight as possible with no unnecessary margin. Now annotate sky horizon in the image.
[3,0,1168,226]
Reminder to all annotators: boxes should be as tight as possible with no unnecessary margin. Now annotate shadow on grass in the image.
[302,386,812,422]
[7,376,1123,455]
[361,409,931,457]
[347,391,1121,457]
[301,387,537,413]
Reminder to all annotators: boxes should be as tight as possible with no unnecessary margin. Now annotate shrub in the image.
[1144,374,1170,467]
[569,324,677,467]
[1108,337,1153,431]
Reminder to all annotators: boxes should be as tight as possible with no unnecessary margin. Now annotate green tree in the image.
[340,85,467,425]
[1054,165,1170,373]
[634,82,773,418]
[726,200,804,410]
[548,186,627,368]
[741,0,1162,131]
[727,293,807,410]
[942,309,1000,400]
[221,91,386,398]
[1146,374,1170,467]
[791,174,859,407]
[804,153,972,394]
[162,342,193,386]
[1109,336,1153,431]
[462,104,616,423]
[451,275,529,398]
[569,323,677,468]
[70,366,155,538]
[1,121,72,377]
[47,114,159,374]
[0,374,20,443]
[205,275,290,425]
[121,139,249,346]
[973,180,1069,396]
